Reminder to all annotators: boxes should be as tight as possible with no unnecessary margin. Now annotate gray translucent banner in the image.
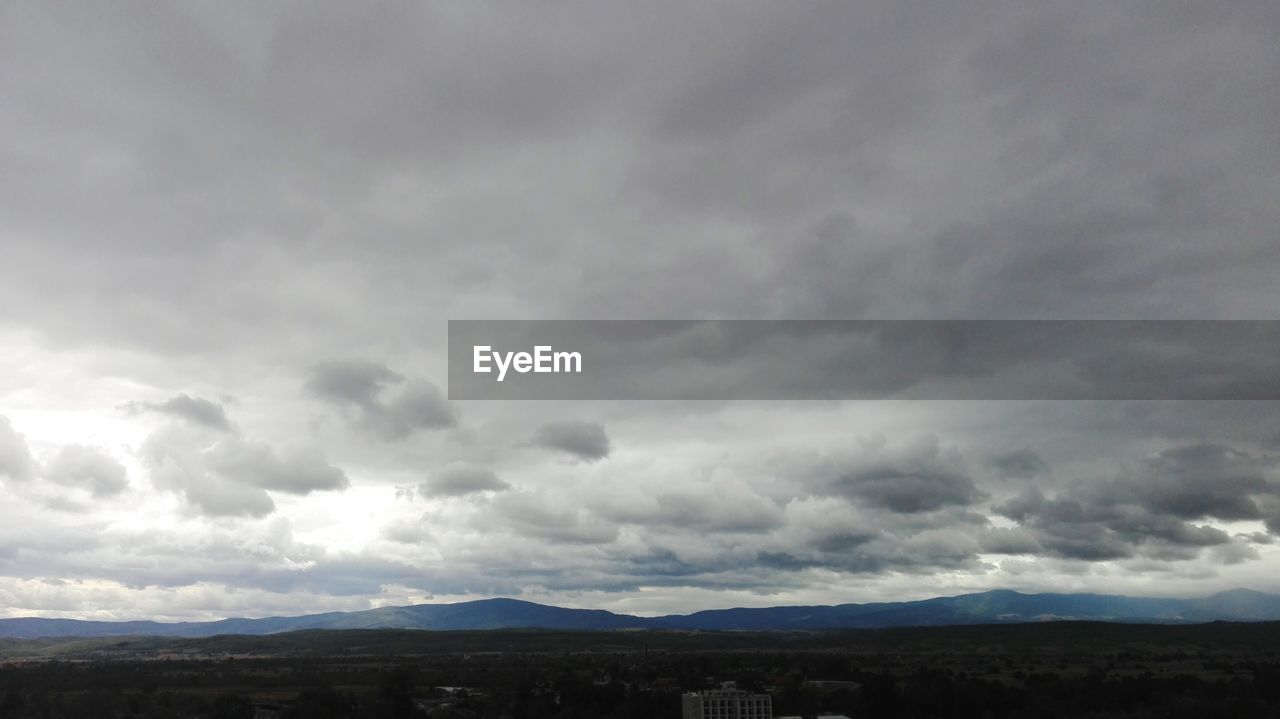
[447,320,1280,400]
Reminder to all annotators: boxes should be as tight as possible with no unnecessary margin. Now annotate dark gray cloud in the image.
[990,450,1049,479]
[593,481,783,533]
[3,1,1273,360]
[306,361,455,440]
[44,444,128,498]
[809,438,983,514]
[530,419,611,461]
[0,416,35,483]
[783,501,991,574]
[419,463,509,497]
[1139,444,1277,521]
[755,528,986,576]
[835,467,982,514]
[998,488,1232,561]
[996,443,1280,561]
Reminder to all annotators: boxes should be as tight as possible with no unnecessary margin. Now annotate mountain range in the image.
[3,588,1279,639]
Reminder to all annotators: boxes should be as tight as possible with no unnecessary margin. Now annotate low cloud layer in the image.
[999,444,1280,561]
[805,438,983,514]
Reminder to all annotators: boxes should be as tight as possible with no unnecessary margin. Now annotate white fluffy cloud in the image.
[44,444,128,497]
[0,416,35,483]
[139,397,348,517]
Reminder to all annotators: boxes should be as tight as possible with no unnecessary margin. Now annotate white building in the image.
[682,682,772,719]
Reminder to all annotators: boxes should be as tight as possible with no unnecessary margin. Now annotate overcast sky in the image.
[2,0,1279,621]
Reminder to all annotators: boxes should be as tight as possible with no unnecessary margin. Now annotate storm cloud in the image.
[809,437,984,514]
[990,450,1049,480]
[996,443,1279,561]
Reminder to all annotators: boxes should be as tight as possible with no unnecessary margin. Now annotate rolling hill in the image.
[3,589,1279,639]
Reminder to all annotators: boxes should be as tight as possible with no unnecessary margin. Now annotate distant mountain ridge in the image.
[3,589,1280,639]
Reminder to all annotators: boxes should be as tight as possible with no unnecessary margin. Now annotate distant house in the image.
[682,681,772,719]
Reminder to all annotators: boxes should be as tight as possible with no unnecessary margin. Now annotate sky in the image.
[1,0,1279,621]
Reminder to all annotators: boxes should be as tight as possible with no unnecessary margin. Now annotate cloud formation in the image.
[990,450,1049,480]
[137,396,348,516]
[44,444,128,498]
[490,491,620,545]
[419,463,509,497]
[593,477,783,533]
[204,438,349,496]
[142,424,277,518]
[997,444,1279,561]
[530,420,611,462]
[809,437,984,514]
[126,394,234,431]
[306,361,455,440]
[0,417,35,483]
